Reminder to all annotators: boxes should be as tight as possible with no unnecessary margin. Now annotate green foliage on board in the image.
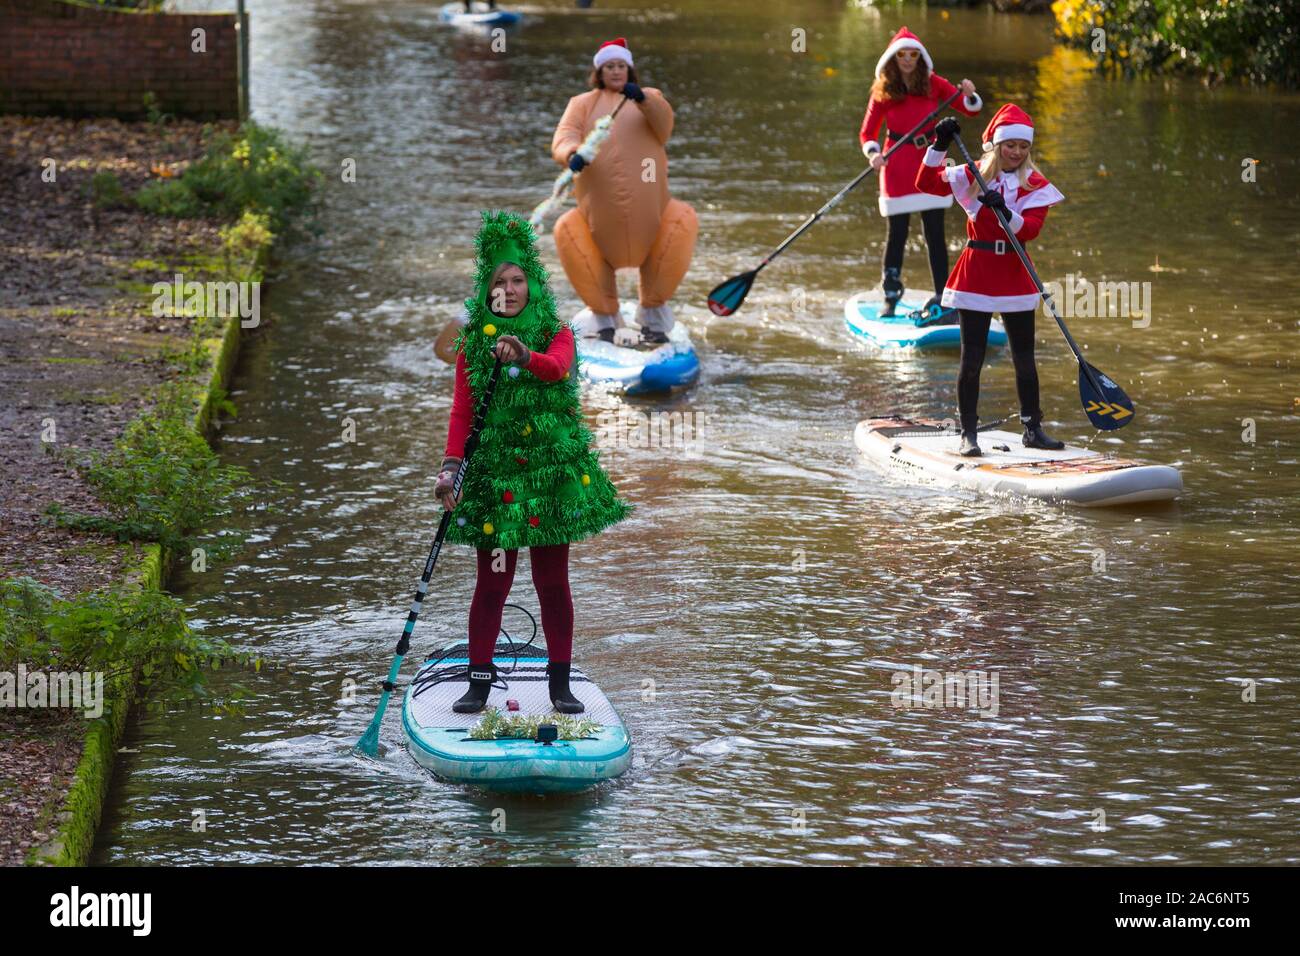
[1053,0,1300,87]
[467,707,602,741]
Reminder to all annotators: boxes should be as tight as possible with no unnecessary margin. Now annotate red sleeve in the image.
[444,349,473,460]
[1014,206,1049,243]
[524,326,575,382]
[859,96,887,149]
[915,149,952,197]
[933,74,981,117]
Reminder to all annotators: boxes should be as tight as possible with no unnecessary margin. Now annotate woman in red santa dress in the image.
[916,105,1066,457]
[858,26,982,318]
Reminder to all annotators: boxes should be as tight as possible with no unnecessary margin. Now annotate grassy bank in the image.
[0,115,319,865]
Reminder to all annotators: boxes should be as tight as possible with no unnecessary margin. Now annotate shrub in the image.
[1053,0,1300,87]
[0,577,241,700]
[135,122,320,235]
[44,383,279,561]
[89,170,129,210]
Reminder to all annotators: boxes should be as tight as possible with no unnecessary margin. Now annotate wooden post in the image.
[236,0,250,121]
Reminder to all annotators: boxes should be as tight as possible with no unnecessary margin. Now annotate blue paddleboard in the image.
[844,293,1007,349]
[573,303,700,395]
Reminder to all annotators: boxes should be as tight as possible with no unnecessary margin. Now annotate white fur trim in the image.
[593,45,633,69]
[1016,180,1065,212]
[948,167,1063,222]
[1006,210,1025,234]
[941,288,1041,312]
[878,191,953,216]
[922,146,947,167]
[963,92,982,112]
[862,140,881,158]
[992,123,1033,146]
[875,39,933,78]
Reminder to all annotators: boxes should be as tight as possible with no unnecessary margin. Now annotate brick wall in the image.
[0,0,239,120]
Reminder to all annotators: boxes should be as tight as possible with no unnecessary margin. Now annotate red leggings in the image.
[467,544,573,665]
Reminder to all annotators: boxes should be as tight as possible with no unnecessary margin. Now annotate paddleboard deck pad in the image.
[401,641,631,793]
[844,293,1007,349]
[573,303,700,394]
[855,417,1183,506]
[438,3,521,27]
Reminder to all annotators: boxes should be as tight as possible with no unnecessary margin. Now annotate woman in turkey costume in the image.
[435,211,632,714]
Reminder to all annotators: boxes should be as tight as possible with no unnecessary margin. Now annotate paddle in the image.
[706,90,962,317]
[356,357,504,757]
[948,134,1136,431]
[529,96,632,233]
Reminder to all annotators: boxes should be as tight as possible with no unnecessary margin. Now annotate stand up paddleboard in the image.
[855,417,1183,507]
[844,293,1007,350]
[438,2,521,27]
[573,302,700,394]
[402,640,631,793]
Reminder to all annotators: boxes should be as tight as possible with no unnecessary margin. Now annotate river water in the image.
[95,1,1300,865]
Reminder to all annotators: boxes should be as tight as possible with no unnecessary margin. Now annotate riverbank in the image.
[0,114,313,865]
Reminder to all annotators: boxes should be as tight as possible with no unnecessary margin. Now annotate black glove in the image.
[978,190,1008,217]
[621,82,646,103]
[932,116,960,151]
[568,153,587,173]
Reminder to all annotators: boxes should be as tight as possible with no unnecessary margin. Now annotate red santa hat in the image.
[982,104,1035,150]
[875,27,933,78]
[593,37,633,70]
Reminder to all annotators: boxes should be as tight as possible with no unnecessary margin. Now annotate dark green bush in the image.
[44,383,279,561]
[0,576,241,699]
[1053,0,1300,87]
[135,122,320,235]
[89,170,129,210]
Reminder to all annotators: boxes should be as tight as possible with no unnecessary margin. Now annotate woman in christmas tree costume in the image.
[435,210,632,714]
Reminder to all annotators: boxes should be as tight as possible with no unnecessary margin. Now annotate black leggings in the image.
[957,309,1041,431]
[883,209,948,296]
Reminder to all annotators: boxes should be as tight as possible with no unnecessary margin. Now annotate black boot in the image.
[547,661,585,715]
[596,327,615,343]
[959,430,982,457]
[1022,417,1065,451]
[452,663,496,714]
[881,266,903,317]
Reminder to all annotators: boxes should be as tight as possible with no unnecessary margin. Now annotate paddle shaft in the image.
[755,90,963,273]
[559,96,630,189]
[949,136,1102,393]
[397,357,502,658]
[357,356,503,752]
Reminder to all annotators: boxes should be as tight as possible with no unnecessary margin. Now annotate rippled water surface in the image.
[96,1,1300,865]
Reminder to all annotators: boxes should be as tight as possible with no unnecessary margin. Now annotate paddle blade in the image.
[707,270,757,316]
[355,714,383,757]
[1078,361,1135,430]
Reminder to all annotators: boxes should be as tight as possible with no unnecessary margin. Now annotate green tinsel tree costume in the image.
[446,210,631,551]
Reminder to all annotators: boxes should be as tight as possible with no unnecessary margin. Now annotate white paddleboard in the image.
[855,417,1183,507]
